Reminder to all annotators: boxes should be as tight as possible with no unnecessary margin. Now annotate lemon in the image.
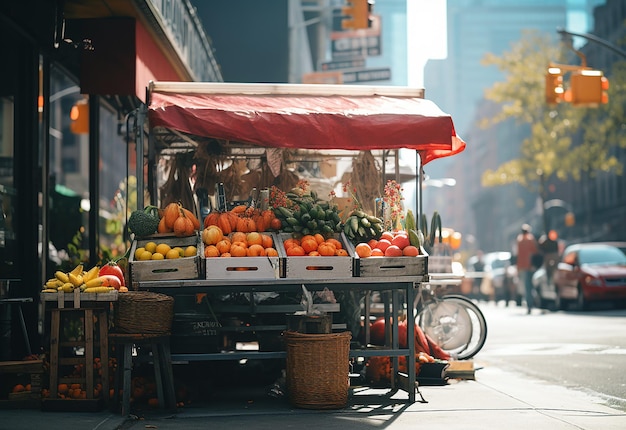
[165,249,180,259]
[144,241,157,253]
[138,250,153,261]
[155,243,171,256]
[151,252,165,260]
[172,247,184,257]
[134,247,146,260]
[184,245,197,257]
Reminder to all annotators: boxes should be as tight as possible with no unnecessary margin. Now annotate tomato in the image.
[99,262,125,287]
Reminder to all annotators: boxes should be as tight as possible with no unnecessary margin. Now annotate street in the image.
[474,301,626,412]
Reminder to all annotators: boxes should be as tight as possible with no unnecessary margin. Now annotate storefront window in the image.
[99,101,132,261]
[48,67,90,270]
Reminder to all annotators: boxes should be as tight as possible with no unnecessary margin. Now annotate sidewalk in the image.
[1,362,624,430]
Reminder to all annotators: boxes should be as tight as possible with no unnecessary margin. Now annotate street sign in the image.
[330,14,382,59]
[342,68,391,84]
[321,58,366,71]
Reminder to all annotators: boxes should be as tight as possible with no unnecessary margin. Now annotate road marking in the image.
[482,343,626,356]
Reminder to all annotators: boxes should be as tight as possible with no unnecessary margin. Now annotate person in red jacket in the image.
[516,224,539,314]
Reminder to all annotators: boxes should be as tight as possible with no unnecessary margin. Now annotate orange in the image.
[318,242,336,256]
[301,238,318,254]
[376,239,391,252]
[355,243,372,258]
[247,244,266,256]
[265,247,279,257]
[261,233,273,249]
[314,233,325,244]
[300,235,316,244]
[215,239,232,254]
[326,238,342,250]
[220,252,232,257]
[335,248,349,256]
[204,245,220,257]
[230,243,247,257]
[371,248,385,257]
[231,231,247,244]
[308,251,320,256]
[367,239,379,249]
[384,245,403,257]
[286,245,305,256]
[283,238,300,250]
[380,231,394,242]
[391,234,410,250]
[402,245,419,256]
[246,232,263,246]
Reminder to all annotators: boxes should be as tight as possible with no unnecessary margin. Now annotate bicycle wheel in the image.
[418,295,487,360]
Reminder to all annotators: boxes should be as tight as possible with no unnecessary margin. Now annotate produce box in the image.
[204,232,281,280]
[40,289,118,308]
[129,234,203,282]
[346,241,428,277]
[277,232,354,279]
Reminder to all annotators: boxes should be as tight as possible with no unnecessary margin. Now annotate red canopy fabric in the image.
[147,82,465,165]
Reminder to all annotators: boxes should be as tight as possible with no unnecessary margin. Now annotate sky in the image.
[407,0,447,88]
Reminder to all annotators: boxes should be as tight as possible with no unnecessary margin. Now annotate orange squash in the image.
[173,211,195,237]
[157,216,169,234]
[204,212,221,229]
[182,207,200,230]
[218,213,233,235]
[163,202,181,229]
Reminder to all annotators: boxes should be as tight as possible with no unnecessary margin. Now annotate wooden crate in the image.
[40,289,118,308]
[354,255,428,277]
[277,232,354,279]
[204,232,280,280]
[0,360,44,409]
[129,234,203,282]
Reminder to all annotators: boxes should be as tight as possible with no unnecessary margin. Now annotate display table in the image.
[135,276,425,402]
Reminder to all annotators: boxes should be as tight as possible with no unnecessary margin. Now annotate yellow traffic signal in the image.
[342,0,372,30]
[568,70,609,106]
[70,99,89,134]
[545,67,564,105]
[564,212,575,227]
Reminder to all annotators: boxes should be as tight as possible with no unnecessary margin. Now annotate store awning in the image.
[147,82,466,165]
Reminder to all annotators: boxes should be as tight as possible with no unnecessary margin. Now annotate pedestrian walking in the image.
[515,224,539,314]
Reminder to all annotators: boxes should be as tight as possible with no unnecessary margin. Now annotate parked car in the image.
[466,251,519,304]
[550,243,626,310]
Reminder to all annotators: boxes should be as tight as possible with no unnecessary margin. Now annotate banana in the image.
[55,271,69,283]
[68,273,83,287]
[83,286,115,294]
[58,283,75,293]
[70,264,84,277]
[84,276,108,289]
[82,266,100,283]
[42,288,59,293]
[45,279,62,289]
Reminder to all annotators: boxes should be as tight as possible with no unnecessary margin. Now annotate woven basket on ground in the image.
[114,291,174,335]
[285,331,352,409]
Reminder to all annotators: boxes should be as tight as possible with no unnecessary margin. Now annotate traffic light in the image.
[342,0,373,30]
[568,70,609,106]
[545,67,564,105]
[70,99,89,134]
[564,212,575,227]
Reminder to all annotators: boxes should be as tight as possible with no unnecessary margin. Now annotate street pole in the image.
[557,28,626,60]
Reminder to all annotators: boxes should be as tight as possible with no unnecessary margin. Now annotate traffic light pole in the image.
[557,27,626,60]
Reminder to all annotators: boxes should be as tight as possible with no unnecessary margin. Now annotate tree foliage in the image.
[479,30,625,191]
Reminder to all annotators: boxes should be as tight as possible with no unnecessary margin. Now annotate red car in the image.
[553,243,626,310]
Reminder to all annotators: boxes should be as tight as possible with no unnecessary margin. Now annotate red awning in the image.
[147,82,465,165]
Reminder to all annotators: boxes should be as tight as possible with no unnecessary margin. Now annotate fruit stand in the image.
[126,81,465,404]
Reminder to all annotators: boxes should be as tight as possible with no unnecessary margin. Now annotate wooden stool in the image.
[109,333,176,416]
[48,308,109,405]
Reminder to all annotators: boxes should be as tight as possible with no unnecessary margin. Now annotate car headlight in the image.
[584,276,604,287]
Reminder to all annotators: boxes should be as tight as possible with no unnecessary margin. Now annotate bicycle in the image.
[415,280,488,360]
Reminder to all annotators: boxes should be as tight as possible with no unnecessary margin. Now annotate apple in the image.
[391,234,410,250]
[384,245,403,257]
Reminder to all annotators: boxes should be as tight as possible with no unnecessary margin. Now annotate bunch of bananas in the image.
[274,190,343,236]
[343,210,384,244]
[42,264,114,294]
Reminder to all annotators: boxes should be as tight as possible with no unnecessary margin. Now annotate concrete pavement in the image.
[1,361,624,430]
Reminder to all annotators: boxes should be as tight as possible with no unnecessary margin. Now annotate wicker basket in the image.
[114,291,174,335]
[285,331,352,409]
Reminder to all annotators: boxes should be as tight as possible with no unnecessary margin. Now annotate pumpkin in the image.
[202,225,223,245]
[163,202,182,229]
[218,213,233,235]
[173,211,195,237]
[157,216,169,234]
[204,212,220,229]
[236,217,256,233]
[182,207,200,230]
